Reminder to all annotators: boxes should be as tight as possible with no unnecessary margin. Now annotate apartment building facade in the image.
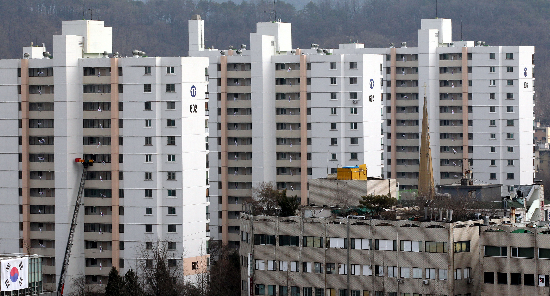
[0,20,209,293]
[240,211,550,296]
[369,19,534,193]
[188,15,384,245]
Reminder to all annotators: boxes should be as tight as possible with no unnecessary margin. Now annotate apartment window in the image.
[490,120,496,126]
[349,77,357,85]
[255,284,265,295]
[498,272,507,284]
[489,66,495,73]
[491,159,496,166]
[331,138,337,146]
[145,172,152,180]
[511,247,534,258]
[145,224,152,233]
[490,93,495,100]
[508,159,514,166]
[507,120,514,126]
[507,173,515,180]
[350,107,358,114]
[145,207,152,215]
[507,93,514,100]
[350,137,358,145]
[484,272,494,284]
[330,123,337,130]
[425,242,448,253]
[168,154,175,162]
[168,189,176,197]
[349,92,358,100]
[146,242,153,250]
[439,269,448,280]
[330,92,337,100]
[167,171,176,180]
[166,84,176,92]
[489,106,496,113]
[507,66,514,72]
[490,146,496,153]
[413,268,422,279]
[166,66,175,74]
[145,101,152,111]
[167,119,175,127]
[145,154,152,162]
[507,106,514,112]
[400,241,422,252]
[489,80,496,86]
[168,207,176,215]
[330,108,337,115]
[143,84,152,93]
[426,268,436,280]
[506,53,514,60]
[508,146,514,152]
[348,61,358,69]
[350,122,358,130]
[330,62,336,70]
[145,189,153,198]
[507,80,514,86]
[168,224,176,232]
[144,66,151,74]
[490,53,496,59]
[490,133,496,139]
[145,137,152,146]
[145,119,152,127]
[507,133,514,139]
[485,246,507,257]
[167,101,176,109]
[350,153,358,160]
[167,136,176,145]
[330,77,337,85]
[454,241,471,253]
[331,153,337,160]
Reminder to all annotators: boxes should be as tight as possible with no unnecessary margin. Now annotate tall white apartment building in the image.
[188,15,384,245]
[0,20,209,293]
[337,19,534,194]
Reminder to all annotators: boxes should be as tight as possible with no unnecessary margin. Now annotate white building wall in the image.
[0,60,22,254]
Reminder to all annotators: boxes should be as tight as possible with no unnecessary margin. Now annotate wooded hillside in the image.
[3,0,549,121]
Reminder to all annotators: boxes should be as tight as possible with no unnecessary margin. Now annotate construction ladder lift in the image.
[57,158,94,296]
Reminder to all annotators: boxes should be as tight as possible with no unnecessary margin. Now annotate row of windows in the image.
[252,235,468,253]
[251,284,454,296]
[253,259,469,280]
[484,272,541,286]
[143,188,177,198]
[484,246,550,259]
[144,101,176,110]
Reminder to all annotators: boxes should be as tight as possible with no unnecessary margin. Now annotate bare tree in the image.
[138,241,185,296]
[207,241,240,296]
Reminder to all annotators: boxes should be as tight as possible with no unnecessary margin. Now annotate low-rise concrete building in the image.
[239,204,550,296]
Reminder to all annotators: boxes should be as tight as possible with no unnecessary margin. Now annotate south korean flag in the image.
[1,258,28,292]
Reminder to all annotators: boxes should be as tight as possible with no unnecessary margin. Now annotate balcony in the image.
[275,70,300,78]
[83,76,111,85]
[226,71,251,79]
[226,85,251,93]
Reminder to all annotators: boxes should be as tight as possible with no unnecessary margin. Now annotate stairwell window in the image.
[506,53,514,60]
[166,84,175,92]
[349,77,358,85]
[168,224,176,232]
[166,66,175,74]
[145,154,152,162]
[330,77,337,85]
[144,84,151,93]
[145,224,152,233]
[144,66,151,75]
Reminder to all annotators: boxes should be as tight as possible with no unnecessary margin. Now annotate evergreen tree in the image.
[123,269,143,296]
[105,267,123,296]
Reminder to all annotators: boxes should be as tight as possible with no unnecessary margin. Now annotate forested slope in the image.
[2,0,549,120]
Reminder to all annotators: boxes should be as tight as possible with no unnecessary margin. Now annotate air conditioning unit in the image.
[352,100,358,104]
[422,280,429,285]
